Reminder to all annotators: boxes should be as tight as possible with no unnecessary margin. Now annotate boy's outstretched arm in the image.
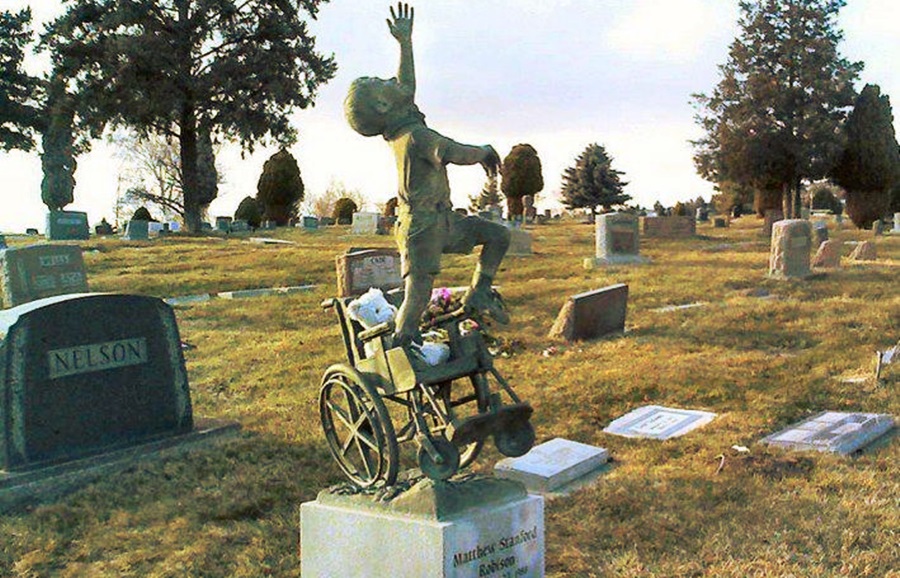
[387,3,415,97]
[443,141,501,177]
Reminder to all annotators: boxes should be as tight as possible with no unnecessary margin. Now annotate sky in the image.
[1,0,898,233]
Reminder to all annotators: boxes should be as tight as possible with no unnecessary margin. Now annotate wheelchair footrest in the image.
[448,403,533,448]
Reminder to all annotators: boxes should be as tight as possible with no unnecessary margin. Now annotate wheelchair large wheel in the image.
[320,365,399,487]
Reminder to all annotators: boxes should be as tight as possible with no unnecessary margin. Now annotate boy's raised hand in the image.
[387,2,414,42]
[480,145,501,177]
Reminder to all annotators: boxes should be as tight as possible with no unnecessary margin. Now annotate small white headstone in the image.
[762,411,895,455]
[351,211,380,235]
[494,438,609,494]
[603,405,717,439]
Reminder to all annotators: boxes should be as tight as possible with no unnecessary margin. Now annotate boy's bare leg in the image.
[394,272,434,346]
[463,224,511,323]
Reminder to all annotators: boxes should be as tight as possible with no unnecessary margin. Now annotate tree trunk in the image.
[781,182,791,219]
[180,103,201,233]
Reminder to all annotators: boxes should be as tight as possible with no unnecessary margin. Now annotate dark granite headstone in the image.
[0,244,89,308]
[45,211,90,241]
[335,249,403,297]
[0,293,193,470]
[201,222,213,232]
[319,217,336,226]
[548,284,628,341]
[303,216,319,230]
[123,219,150,241]
[230,219,250,232]
[25,229,38,236]
[215,216,232,232]
[94,221,114,235]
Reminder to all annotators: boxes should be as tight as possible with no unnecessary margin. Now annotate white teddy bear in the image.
[346,288,449,366]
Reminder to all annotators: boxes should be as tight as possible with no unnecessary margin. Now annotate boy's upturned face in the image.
[374,77,414,109]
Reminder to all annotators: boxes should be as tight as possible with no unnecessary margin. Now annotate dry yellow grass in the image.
[1,218,898,577]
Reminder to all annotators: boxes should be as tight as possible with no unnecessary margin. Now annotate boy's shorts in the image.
[396,208,506,277]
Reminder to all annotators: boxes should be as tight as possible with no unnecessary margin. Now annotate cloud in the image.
[604,0,738,64]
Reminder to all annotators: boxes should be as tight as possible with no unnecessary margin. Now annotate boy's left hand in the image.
[480,145,501,176]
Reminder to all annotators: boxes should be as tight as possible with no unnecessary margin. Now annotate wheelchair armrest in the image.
[359,321,395,342]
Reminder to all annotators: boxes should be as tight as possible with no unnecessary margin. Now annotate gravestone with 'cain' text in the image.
[0,293,193,470]
[0,244,89,308]
[335,248,403,297]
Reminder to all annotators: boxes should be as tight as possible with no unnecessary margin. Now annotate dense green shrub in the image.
[132,206,155,221]
[234,196,262,228]
[333,197,358,224]
[501,144,543,220]
[384,197,398,217]
[257,148,304,225]
[810,184,843,215]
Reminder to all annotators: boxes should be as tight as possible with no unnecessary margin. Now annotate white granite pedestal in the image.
[301,478,544,577]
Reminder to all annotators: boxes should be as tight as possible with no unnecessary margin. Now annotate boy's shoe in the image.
[463,287,510,324]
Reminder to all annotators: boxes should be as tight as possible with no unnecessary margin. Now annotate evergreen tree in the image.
[234,196,262,228]
[0,8,41,152]
[500,144,543,219]
[560,143,630,214]
[332,198,358,224]
[257,148,304,225]
[45,0,336,232]
[831,84,900,228]
[40,75,77,211]
[692,0,861,219]
[469,173,502,213]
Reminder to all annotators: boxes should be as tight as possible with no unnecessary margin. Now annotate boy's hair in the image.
[344,77,387,137]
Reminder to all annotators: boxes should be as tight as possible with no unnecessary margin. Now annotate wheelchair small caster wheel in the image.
[495,422,535,458]
[418,437,460,481]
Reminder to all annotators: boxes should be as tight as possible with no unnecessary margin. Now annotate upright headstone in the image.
[335,248,403,297]
[812,239,842,269]
[45,211,90,241]
[507,228,533,256]
[148,222,166,236]
[94,220,114,235]
[548,284,628,341]
[302,216,319,230]
[893,213,900,233]
[763,209,784,238]
[230,219,250,232]
[319,216,336,227]
[301,478,544,578]
[871,220,884,237]
[0,293,193,470]
[351,212,380,235]
[123,219,150,241]
[812,221,828,246]
[215,216,232,232]
[768,219,812,279]
[584,212,647,268]
[848,240,876,261]
[800,207,810,220]
[713,217,728,228]
[261,220,278,230]
[0,244,88,307]
[25,228,38,236]
[640,216,696,238]
[695,208,709,222]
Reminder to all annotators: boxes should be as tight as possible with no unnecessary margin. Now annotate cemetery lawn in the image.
[2,219,898,577]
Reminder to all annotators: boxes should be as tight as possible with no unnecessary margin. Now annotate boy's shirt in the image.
[390,124,454,236]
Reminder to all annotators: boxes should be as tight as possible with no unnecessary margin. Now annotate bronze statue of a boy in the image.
[344,3,510,346]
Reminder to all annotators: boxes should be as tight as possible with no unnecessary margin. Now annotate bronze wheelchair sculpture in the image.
[319,291,535,488]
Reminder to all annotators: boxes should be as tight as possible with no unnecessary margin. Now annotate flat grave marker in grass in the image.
[507,228,533,256]
[0,244,89,307]
[761,411,895,455]
[494,437,609,495]
[603,405,717,440]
